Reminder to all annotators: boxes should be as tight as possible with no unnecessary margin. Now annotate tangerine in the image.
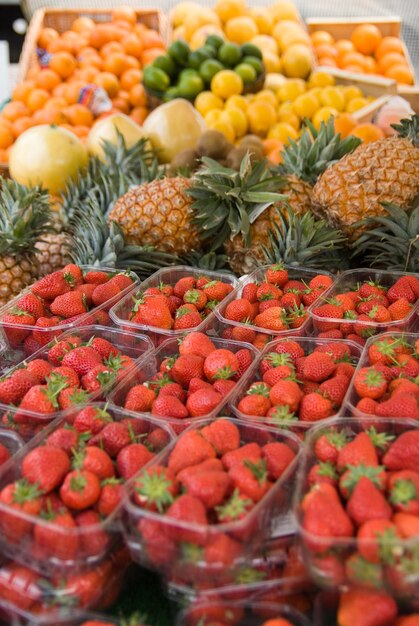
[103,52,127,76]
[49,51,77,79]
[26,88,51,112]
[111,96,131,115]
[351,24,382,55]
[122,34,144,59]
[2,101,30,121]
[89,24,121,49]
[363,56,377,73]
[333,113,357,138]
[129,83,147,107]
[12,80,35,103]
[65,104,94,127]
[318,57,338,68]
[32,107,67,125]
[93,72,120,98]
[37,27,59,50]
[142,48,165,66]
[385,64,414,84]
[120,68,143,91]
[314,44,338,59]
[335,39,355,57]
[310,30,334,46]
[63,81,85,105]
[112,6,137,24]
[340,51,366,69]
[130,106,148,125]
[100,41,124,58]
[378,52,407,73]
[141,30,165,50]
[0,124,14,149]
[71,16,95,33]
[34,68,61,92]
[375,36,404,60]
[11,116,34,138]
[48,37,75,54]
[351,123,385,143]
[123,55,141,70]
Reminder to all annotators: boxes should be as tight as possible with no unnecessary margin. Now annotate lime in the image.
[241,43,263,60]
[188,49,211,70]
[143,66,171,92]
[201,44,218,58]
[152,55,177,78]
[168,40,190,66]
[234,62,257,84]
[179,68,200,81]
[218,42,242,67]
[242,55,264,76]
[162,86,180,102]
[205,34,225,50]
[177,74,205,99]
[200,59,224,83]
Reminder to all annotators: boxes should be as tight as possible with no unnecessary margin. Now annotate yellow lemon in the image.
[308,86,323,100]
[207,118,236,143]
[251,34,278,56]
[269,0,300,22]
[205,109,223,125]
[183,10,221,41]
[346,96,368,113]
[225,16,259,45]
[255,89,278,108]
[267,122,299,144]
[221,107,248,137]
[262,51,282,73]
[308,70,336,88]
[211,70,243,99]
[342,85,363,103]
[249,7,274,34]
[319,86,346,112]
[172,25,187,41]
[247,100,277,136]
[190,25,225,50]
[194,91,224,116]
[277,78,306,102]
[225,94,248,112]
[171,2,201,27]
[264,72,287,92]
[277,105,301,130]
[312,106,339,129]
[292,92,320,119]
[214,0,246,23]
[282,44,313,78]
[273,21,310,53]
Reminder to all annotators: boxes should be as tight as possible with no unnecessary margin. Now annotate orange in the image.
[141,48,165,66]
[47,37,75,54]
[79,53,102,70]
[124,55,141,70]
[385,64,414,85]
[318,57,337,68]
[120,68,143,91]
[333,113,357,138]
[62,31,86,54]
[351,23,382,55]
[2,101,30,121]
[89,24,121,49]
[12,80,35,103]
[111,96,131,115]
[64,104,94,127]
[141,30,165,50]
[100,41,124,58]
[32,107,67,125]
[34,68,61,92]
[129,83,147,107]
[0,123,14,149]
[49,51,77,79]
[63,81,85,105]
[11,116,34,138]
[314,44,337,59]
[53,83,68,98]
[103,52,127,76]
[378,52,407,74]
[122,34,144,59]
[374,36,404,61]
[37,27,59,50]
[77,67,99,82]
[71,16,95,33]
[352,123,384,143]
[70,125,90,138]
[340,51,366,69]
[112,6,137,24]
[363,56,377,73]
[93,72,120,97]
[310,30,334,46]
[336,39,354,57]
[26,88,50,112]
[344,64,365,74]
[45,96,67,109]
[130,106,148,125]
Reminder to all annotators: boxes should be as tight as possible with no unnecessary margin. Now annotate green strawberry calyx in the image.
[341,463,385,495]
[390,478,417,506]
[244,459,268,485]
[134,469,174,513]
[216,488,253,522]
[13,478,42,503]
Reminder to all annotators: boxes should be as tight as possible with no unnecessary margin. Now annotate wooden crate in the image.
[306,16,417,88]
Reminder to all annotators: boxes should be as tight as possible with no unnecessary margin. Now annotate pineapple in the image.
[312,116,419,241]
[0,179,53,305]
[35,208,71,277]
[352,195,419,272]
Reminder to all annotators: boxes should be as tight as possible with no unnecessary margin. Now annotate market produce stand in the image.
[0,1,417,625]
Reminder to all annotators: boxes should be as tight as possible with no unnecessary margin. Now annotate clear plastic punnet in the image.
[0,403,175,575]
[0,266,140,357]
[109,265,239,345]
[122,417,302,587]
[294,416,419,598]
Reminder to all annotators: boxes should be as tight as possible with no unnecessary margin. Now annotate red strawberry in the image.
[308,461,338,486]
[242,283,258,302]
[269,379,303,412]
[165,494,208,544]
[202,280,233,301]
[133,465,178,512]
[25,359,54,384]
[174,277,196,298]
[315,430,348,463]
[152,395,188,419]
[47,336,83,365]
[75,509,109,556]
[200,419,240,456]
[356,397,378,415]
[171,354,205,387]
[183,288,207,311]
[168,430,216,475]
[222,442,261,470]
[388,298,413,321]
[116,443,154,479]
[265,264,289,286]
[124,385,156,412]
[73,406,113,434]
[84,271,109,284]
[319,375,350,408]
[96,478,123,516]
[262,365,294,386]
[224,299,253,322]
[309,274,333,290]
[216,488,253,523]
[354,367,387,399]
[46,425,80,454]
[375,393,419,420]
[388,470,419,514]
[91,282,121,307]
[302,483,354,550]
[337,432,379,470]
[299,393,334,421]
[74,283,96,306]
[58,386,89,410]
[186,388,222,417]
[337,587,397,626]
[2,310,35,347]
[346,477,392,525]
[302,352,337,382]
[237,394,271,416]
[387,278,415,303]
[312,303,343,331]
[357,518,399,563]
[89,337,120,360]
[230,325,257,344]
[22,445,70,493]
[203,533,242,566]
[383,431,419,472]
[34,509,78,561]
[73,445,114,480]
[318,330,344,339]
[173,308,202,330]
[51,366,80,388]
[50,292,88,319]
[262,442,296,480]
[179,332,216,358]
[19,384,61,415]
[177,459,224,483]
[62,346,103,376]
[254,307,287,331]
[107,273,133,291]
[159,382,186,403]
[256,282,282,301]
[234,348,253,380]
[15,293,45,319]
[90,421,132,457]
[60,470,101,510]
[204,349,239,381]
[0,479,42,542]
[181,470,232,508]
[213,379,236,397]
[0,369,37,405]
[134,300,173,330]
[32,270,72,299]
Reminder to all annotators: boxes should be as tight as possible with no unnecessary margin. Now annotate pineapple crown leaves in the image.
[275,117,362,185]
[187,154,287,251]
[179,250,230,272]
[261,204,348,271]
[0,179,54,256]
[351,195,419,273]
[391,114,419,147]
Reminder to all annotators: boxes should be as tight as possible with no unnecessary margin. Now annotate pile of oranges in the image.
[0,5,167,163]
[310,24,414,85]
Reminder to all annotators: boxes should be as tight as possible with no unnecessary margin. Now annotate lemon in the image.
[292,92,320,119]
[262,52,282,73]
[225,16,259,45]
[277,78,306,102]
[312,106,339,129]
[282,44,313,79]
[211,69,243,99]
[273,21,310,53]
[264,72,287,92]
[269,0,300,22]
[251,35,278,56]
[195,91,224,116]
[171,2,201,28]
[346,96,368,113]
[277,105,300,130]
[342,85,363,103]
[249,7,274,34]
[214,0,246,23]
[247,100,277,136]
[255,89,278,108]
[205,109,223,125]
[189,25,224,50]
[319,87,346,112]
[221,107,248,136]
[268,122,299,144]
[308,70,336,88]
[225,94,248,112]
[183,10,221,41]
[207,118,236,142]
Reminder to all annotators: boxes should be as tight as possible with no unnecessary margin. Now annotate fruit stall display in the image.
[0,0,417,624]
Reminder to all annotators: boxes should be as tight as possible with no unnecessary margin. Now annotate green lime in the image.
[188,48,211,70]
[168,40,190,66]
[205,34,224,50]
[242,55,265,76]
[152,55,177,78]
[201,44,218,58]
[199,59,224,83]
[179,68,200,80]
[234,63,257,84]
[241,43,263,60]
[218,42,242,67]
[143,66,171,92]
[162,86,180,101]
[177,74,204,99]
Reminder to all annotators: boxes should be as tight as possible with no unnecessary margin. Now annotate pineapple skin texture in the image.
[225,175,312,275]
[108,177,201,256]
[312,137,419,241]
[0,256,39,307]
[35,233,71,278]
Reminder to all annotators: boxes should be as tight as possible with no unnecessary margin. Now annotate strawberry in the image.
[319,375,350,408]
[346,477,392,525]
[224,298,253,322]
[315,430,348,463]
[262,442,296,480]
[312,303,343,331]
[26,359,54,384]
[61,346,103,376]
[124,385,156,412]
[22,445,70,493]
[75,509,109,556]
[96,478,123,516]
[383,431,419,471]
[213,379,236,397]
[58,386,89,410]
[84,271,109,284]
[171,354,205,387]
[375,393,419,420]
[0,562,41,611]
[19,383,63,415]
[269,379,302,412]
[387,278,416,303]
[32,270,72,299]
[256,282,282,301]
[254,307,287,331]
[181,470,232,509]
[159,381,186,403]
[200,419,240,456]
[89,337,120,360]
[203,533,242,567]
[90,421,132,457]
[2,310,35,347]
[168,430,216,475]
[299,393,334,421]
[166,494,208,543]
[51,366,80,388]
[0,369,37,405]
[74,283,96,306]
[186,388,223,417]
[357,518,399,563]
[388,470,419,514]
[34,509,79,561]
[23,335,42,357]
[73,445,114,480]
[337,432,379,471]
[133,299,173,330]
[215,488,253,523]
[0,479,42,545]
[107,273,133,291]
[183,288,207,311]
[302,483,354,550]
[354,367,387,399]
[242,283,258,303]
[234,348,253,380]
[73,406,113,434]
[393,512,419,538]
[91,282,121,307]
[308,461,338,486]
[230,327,256,347]
[388,298,413,320]
[46,425,80,454]
[337,587,397,626]
[174,277,196,298]
[265,264,289,286]
[229,458,271,502]
[179,332,216,358]
[302,352,337,382]
[222,442,261,470]
[15,293,45,319]
[309,274,334,290]
[139,517,177,566]
[47,336,83,365]
[152,395,189,419]
[133,465,178,512]
[50,292,88,319]
[302,287,323,307]
[356,398,378,414]
[173,308,202,330]
[237,394,271,416]
[60,470,101,510]
[279,292,301,309]
[116,443,155,479]
[202,280,233,301]
[177,459,224,484]
[204,349,239,381]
